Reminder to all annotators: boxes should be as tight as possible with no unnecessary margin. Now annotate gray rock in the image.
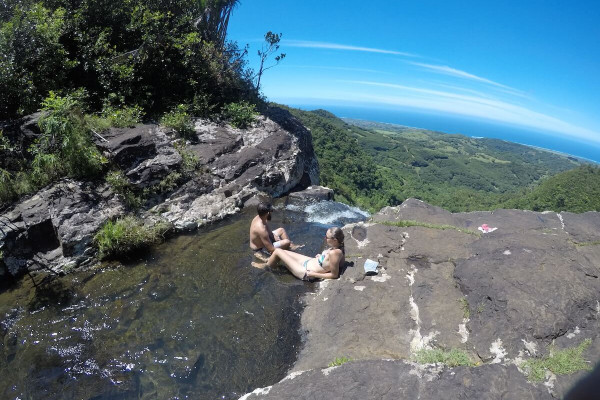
[254,199,599,399]
[240,361,552,400]
[97,124,158,170]
[287,186,334,205]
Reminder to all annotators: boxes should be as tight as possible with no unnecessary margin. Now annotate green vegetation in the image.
[504,165,600,212]
[414,348,473,367]
[223,101,258,129]
[0,91,110,204]
[457,298,470,319]
[285,107,595,213]
[105,171,142,209]
[174,141,201,177]
[0,1,266,208]
[281,107,390,211]
[100,105,144,129]
[161,104,195,140]
[1,0,255,120]
[522,339,592,381]
[379,220,480,236]
[328,356,351,367]
[94,216,171,260]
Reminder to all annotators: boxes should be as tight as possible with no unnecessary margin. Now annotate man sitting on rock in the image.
[249,202,302,261]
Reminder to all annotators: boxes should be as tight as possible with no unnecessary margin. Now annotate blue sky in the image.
[228,1,600,147]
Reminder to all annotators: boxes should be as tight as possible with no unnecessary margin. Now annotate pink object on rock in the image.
[478,224,497,233]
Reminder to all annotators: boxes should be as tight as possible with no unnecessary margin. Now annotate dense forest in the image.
[283,106,600,213]
[0,0,268,207]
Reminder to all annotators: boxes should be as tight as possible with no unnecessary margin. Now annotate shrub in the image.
[522,339,592,381]
[105,170,142,209]
[414,348,473,367]
[173,141,200,176]
[94,216,171,260]
[161,104,195,140]
[222,101,257,129]
[35,91,106,180]
[101,105,144,128]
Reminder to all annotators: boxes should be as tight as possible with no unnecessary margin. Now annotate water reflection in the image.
[0,200,368,399]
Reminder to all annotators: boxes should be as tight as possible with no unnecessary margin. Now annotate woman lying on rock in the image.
[252,227,345,281]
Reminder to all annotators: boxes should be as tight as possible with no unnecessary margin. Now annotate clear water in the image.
[0,199,368,400]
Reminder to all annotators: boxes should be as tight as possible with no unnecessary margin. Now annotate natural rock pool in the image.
[0,199,368,400]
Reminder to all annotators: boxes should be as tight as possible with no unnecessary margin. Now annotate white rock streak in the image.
[566,326,581,339]
[557,213,565,230]
[458,319,469,343]
[239,386,272,400]
[521,339,537,355]
[282,370,305,381]
[371,272,391,282]
[490,339,507,364]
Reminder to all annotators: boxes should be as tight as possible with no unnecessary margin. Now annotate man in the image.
[249,202,301,260]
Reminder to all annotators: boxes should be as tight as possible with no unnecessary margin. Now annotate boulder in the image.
[286,186,334,205]
[96,124,158,170]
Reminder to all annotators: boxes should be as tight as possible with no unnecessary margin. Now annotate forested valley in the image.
[283,106,600,213]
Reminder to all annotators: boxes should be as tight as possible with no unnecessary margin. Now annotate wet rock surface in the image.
[243,198,600,399]
[0,107,318,279]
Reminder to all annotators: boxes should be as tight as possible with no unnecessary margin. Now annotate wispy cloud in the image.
[408,62,528,98]
[285,65,391,75]
[284,40,417,57]
[336,80,599,143]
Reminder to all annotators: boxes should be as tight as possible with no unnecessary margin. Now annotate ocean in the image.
[290,103,600,164]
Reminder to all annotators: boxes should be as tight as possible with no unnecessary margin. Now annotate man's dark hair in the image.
[257,202,273,217]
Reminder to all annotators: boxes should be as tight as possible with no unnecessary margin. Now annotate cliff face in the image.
[242,198,600,399]
[0,107,318,281]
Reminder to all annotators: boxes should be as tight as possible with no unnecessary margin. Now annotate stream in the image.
[0,199,368,400]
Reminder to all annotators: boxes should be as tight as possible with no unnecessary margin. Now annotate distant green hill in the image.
[503,165,600,212]
[281,105,594,213]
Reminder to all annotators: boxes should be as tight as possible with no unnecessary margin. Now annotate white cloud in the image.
[284,40,417,57]
[321,80,600,143]
[408,62,528,98]
[284,65,390,75]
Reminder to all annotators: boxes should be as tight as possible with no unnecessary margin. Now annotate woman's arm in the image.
[308,250,341,279]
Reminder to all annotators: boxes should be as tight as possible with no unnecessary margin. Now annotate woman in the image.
[252,227,345,281]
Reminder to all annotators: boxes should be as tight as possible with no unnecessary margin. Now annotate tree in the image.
[255,31,285,92]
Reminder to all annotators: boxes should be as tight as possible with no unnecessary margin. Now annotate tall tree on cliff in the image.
[255,31,286,92]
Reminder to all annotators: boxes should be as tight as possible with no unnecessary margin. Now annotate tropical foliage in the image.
[0,0,254,120]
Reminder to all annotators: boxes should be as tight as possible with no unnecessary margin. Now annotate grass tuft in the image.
[378,220,480,236]
[94,216,171,260]
[328,356,351,368]
[414,348,474,367]
[457,298,470,319]
[522,339,592,381]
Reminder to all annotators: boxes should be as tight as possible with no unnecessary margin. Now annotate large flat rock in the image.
[242,360,552,400]
[245,199,600,399]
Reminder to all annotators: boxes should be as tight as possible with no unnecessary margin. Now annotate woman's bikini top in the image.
[317,253,326,266]
[317,249,331,267]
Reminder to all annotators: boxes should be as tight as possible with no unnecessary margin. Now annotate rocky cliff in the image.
[0,107,318,281]
[242,198,600,399]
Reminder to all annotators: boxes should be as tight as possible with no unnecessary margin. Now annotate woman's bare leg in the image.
[271,249,310,279]
[252,249,310,279]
